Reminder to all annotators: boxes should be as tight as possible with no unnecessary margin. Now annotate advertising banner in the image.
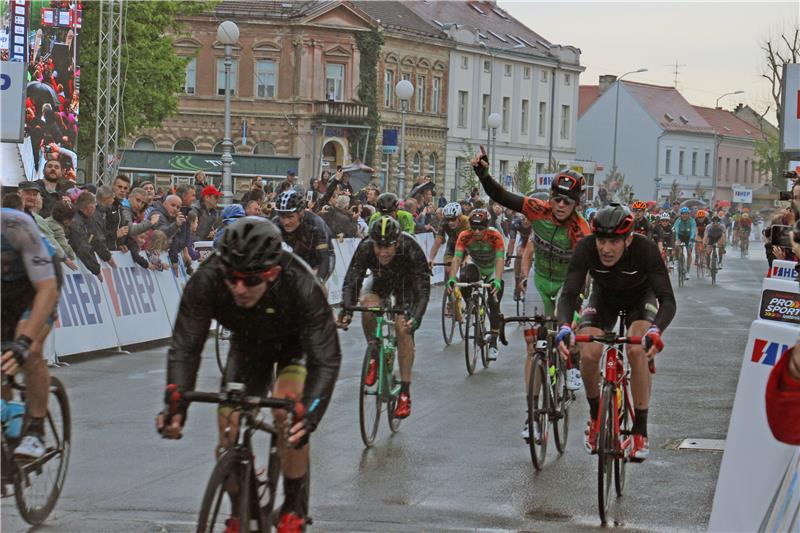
[536,173,555,190]
[0,59,25,141]
[781,63,800,153]
[732,187,753,204]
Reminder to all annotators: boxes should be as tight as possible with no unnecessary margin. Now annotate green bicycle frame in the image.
[367,311,402,402]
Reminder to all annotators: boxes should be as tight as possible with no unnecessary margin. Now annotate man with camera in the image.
[765,174,799,265]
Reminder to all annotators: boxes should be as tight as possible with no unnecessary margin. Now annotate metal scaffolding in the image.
[92,0,124,185]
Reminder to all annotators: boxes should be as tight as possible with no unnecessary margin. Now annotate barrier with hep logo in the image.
[709,270,800,532]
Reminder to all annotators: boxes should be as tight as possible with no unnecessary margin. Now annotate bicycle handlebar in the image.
[343,305,407,315]
[497,314,557,346]
[574,334,642,344]
[453,282,493,289]
[183,390,303,417]
[430,262,452,267]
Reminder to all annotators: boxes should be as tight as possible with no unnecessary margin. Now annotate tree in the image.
[354,29,383,167]
[755,132,783,187]
[457,142,478,198]
[77,1,214,161]
[512,156,534,194]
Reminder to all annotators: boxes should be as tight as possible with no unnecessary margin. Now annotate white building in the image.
[578,77,716,202]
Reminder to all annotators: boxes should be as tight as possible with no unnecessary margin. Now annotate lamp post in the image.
[487,112,502,178]
[715,90,744,108]
[611,68,648,172]
[217,20,239,203]
[395,79,414,196]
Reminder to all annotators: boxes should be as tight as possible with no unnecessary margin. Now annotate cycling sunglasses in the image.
[551,195,576,206]
[223,268,274,287]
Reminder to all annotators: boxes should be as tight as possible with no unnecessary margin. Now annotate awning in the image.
[119,149,300,179]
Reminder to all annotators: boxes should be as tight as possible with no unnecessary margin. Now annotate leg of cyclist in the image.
[359,291,382,387]
[487,276,504,358]
[394,285,417,419]
[13,318,53,459]
[625,291,659,461]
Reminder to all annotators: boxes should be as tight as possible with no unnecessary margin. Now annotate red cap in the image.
[201,185,222,197]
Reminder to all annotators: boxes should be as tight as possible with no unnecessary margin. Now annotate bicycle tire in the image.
[552,351,570,455]
[196,449,243,533]
[615,384,631,497]
[480,301,491,369]
[14,376,71,526]
[677,251,685,288]
[239,459,268,533]
[464,303,478,375]
[261,433,281,522]
[386,353,402,433]
[710,249,717,286]
[528,353,549,471]
[597,383,615,524]
[441,290,456,345]
[215,323,227,375]
[359,345,381,447]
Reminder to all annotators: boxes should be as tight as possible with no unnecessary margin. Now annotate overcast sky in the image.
[500,1,798,124]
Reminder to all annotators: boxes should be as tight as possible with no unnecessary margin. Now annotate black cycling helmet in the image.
[369,215,402,246]
[376,192,399,214]
[550,170,585,202]
[711,215,721,223]
[468,208,491,230]
[217,217,284,272]
[275,189,305,214]
[592,203,634,238]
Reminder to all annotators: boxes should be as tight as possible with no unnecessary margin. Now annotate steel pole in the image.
[221,44,234,203]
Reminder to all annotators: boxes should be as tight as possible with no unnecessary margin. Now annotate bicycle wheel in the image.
[677,251,685,288]
[695,247,704,278]
[261,433,281,521]
[359,345,381,447]
[615,384,631,497]
[552,353,570,455]
[196,449,243,533]
[479,303,491,369]
[14,376,71,526]
[239,459,267,533]
[441,290,456,345]
[710,249,717,285]
[386,351,402,433]
[464,303,478,375]
[597,383,615,524]
[528,353,550,470]
[215,323,228,374]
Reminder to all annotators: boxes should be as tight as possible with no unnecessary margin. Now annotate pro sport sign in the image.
[782,63,800,153]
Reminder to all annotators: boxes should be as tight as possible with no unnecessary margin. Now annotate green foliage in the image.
[457,142,478,197]
[354,29,384,167]
[77,1,215,159]
[512,156,534,194]
[755,132,785,188]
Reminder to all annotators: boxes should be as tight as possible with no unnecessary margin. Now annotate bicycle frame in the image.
[596,343,635,458]
[371,312,401,402]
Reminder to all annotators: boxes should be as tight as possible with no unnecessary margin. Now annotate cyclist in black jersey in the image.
[555,204,676,462]
[703,215,727,267]
[273,189,334,282]
[631,200,651,238]
[1,208,61,459]
[157,217,341,530]
[653,212,676,264]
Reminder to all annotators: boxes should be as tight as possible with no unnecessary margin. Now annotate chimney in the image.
[599,74,617,95]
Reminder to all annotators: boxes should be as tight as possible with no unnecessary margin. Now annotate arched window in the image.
[173,139,196,152]
[427,153,437,179]
[412,152,422,175]
[133,137,156,150]
[212,141,236,154]
[252,141,276,155]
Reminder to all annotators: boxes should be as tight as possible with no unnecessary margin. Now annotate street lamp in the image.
[715,90,744,108]
[217,20,239,203]
[611,68,647,171]
[395,79,414,196]
[487,112,502,178]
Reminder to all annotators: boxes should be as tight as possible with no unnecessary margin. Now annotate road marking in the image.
[709,306,734,316]
[678,438,725,451]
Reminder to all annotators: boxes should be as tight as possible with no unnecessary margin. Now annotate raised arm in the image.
[471,145,525,212]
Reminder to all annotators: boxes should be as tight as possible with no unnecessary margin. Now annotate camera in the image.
[769,225,793,248]
[779,191,792,201]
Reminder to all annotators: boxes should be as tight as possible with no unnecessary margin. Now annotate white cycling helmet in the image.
[659,212,671,221]
[442,202,462,219]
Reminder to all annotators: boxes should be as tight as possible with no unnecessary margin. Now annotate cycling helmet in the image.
[275,189,305,213]
[368,215,402,246]
[696,209,707,218]
[711,215,721,223]
[550,170,585,202]
[376,192,399,214]
[442,202,462,220]
[468,208,491,230]
[742,212,750,219]
[631,200,647,211]
[679,207,690,214]
[221,203,246,221]
[659,212,671,221]
[585,207,597,220]
[217,217,283,272]
[592,204,634,238]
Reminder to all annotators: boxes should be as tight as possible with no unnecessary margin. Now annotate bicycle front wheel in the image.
[597,383,616,524]
[528,353,550,471]
[464,304,478,375]
[710,250,717,285]
[552,354,570,454]
[615,383,631,497]
[441,290,456,345]
[677,252,685,287]
[14,376,71,526]
[196,450,243,533]
[215,323,228,374]
[359,346,381,447]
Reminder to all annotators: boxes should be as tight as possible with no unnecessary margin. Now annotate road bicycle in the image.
[432,262,464,345]
[694,241,705,279]
[214,322,231,374]
[343,305,405,447]
[454,281,494,375]
[574,315,655,524]
[739,230,750,258]
[507,254,526,315]
[708,244,720,285]
[174,383,309,533]
[675,243,689,287]
[1,373,71,526]
[500,313,574,471]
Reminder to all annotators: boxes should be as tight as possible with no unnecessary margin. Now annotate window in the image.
[483,60,491,73]
[458,91,468,128]
[325,63,345,101]
[744,159,749,182]
[564,73,571,86]
[499,160,509,178]
[481,94,490,130]
[523,66,531,79]
[536,162,544,176]
[665,149,672,174]
[752,162,756,182]
[428,153,437,178]
[184,58,196,94]
[521,99,529,134]
[455,156,467,191]
[383,69,394,108]
[133,137,156,150]
[255,60,277,99]
[461,55,469,69]
[413,152,422,175]
[735,158,739,179]
[212,141,235,154]
[704,153,710,176]
[173,139,195,152]
[252,141,275,155]
[541,69,548,83]
[678,150,685,175]
[560,105,570,139]
[726,158,730,177]
[432,78,441,114]
[216,58,238,96]
[538,102,546,137]
[502,97,510,133]
[718,156,722,178]
[504,64,512,77]
[416,75,426,113]
[691,151,697,176]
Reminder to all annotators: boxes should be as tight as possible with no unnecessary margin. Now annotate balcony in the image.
[313,101,369,123]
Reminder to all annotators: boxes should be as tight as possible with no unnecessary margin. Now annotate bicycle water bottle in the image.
[1,400,25,440]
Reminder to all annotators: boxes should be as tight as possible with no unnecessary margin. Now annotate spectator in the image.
[437,192,448,209]
[171,184,195,272]
[31,157,68,217]
[70,191,116,279]
[321,194,357,238]
[150,194,187,267]
[364,183,380,208]
[45,201,79,271]
[193,170,209,200]
[240,176,265,205]
[404,197,419,218]
[17,182,63,259]
[140,180,156,203]
[125,187,160,237]
[245,198,263,217]
[105,174,131,251]
[192,185,222,240]
[469,187,480,205]
[147,230,170,271]
[409,180,434,207]
[2,192,23,209]
[286,168,297,188]
[186,211,200,261]
[94,185,114,253]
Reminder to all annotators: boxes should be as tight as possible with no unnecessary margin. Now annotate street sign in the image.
[0,60,25,142]
[382,146,397,155]
[781,63,800,153]
[536,173,555,190]
[732,187,753,204]
[504,174,512,187]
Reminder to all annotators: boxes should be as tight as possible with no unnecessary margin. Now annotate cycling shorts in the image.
[578,285,658,331]
[360,274,416,312]
[533,273,562,318]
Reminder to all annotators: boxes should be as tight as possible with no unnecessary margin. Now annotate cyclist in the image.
[631,200,651,238]
[367,192,416,234]
[653,212,676,266]
[156,217,342,532]
[1,208,61,459]
[447,209,506,359]
[734,212,752,250]
[273,189,334,282]
[694,209,710,270]
[555,204,676,461]
[506,213,533,302]
[338,216,430,419]
[673,207,696,279]
[428,202,470,275]
[703,215,727,268]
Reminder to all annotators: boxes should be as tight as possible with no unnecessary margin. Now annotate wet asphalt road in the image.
[2,252,767,532]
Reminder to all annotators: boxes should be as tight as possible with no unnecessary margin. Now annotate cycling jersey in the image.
[706,223,725,245]
[673,217,697,243]
[653,223,675,248]
[368,210,416,234]
[436,215,470,257]
[454,228,505,278]
[633,217,651,238]
[167,253,341,428]
[695,217,710,239]
[273,211,333,281]
[509,218,533,248]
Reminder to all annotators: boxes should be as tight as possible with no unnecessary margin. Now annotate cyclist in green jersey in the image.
[367,192,416,234]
